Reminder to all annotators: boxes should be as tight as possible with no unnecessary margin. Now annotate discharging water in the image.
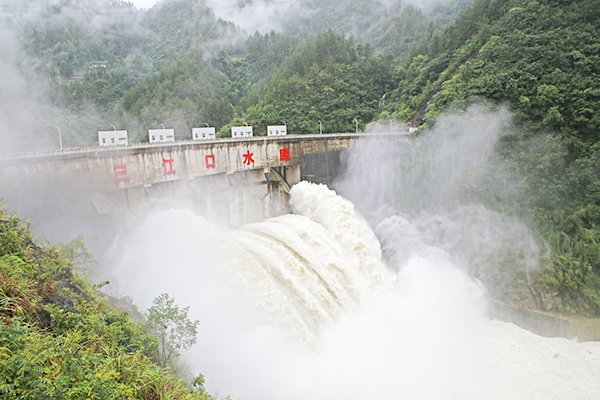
[108,181,600,400]
[105,107,600,399]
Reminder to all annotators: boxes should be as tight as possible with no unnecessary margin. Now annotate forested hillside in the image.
[7,0,245,146]
[379,0,600,314]
[1,0,462,149]
[219,31,396,136]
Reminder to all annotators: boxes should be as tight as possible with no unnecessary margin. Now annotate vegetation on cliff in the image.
[0,208,210,399]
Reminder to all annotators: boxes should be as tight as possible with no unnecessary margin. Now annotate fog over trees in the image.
[0,0,465,150]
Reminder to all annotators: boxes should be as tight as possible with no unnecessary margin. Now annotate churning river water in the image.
[109,181,600,400]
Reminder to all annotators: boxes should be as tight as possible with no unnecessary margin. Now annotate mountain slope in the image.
[383,0,600,314]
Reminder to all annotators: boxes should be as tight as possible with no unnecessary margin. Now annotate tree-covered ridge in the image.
[381,0,600,314]
[0,209,210,399]
[386,0,600,132]
[9,0,245,147]
[114,52,235,142]
[5,0,469,149]
[220,31,396,136]
[242,31,302,86]
[278,0,472,60]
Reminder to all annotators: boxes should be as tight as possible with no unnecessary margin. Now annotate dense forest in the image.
[379,0,600,314]
[1,0,600,391]
[1,0,465,147]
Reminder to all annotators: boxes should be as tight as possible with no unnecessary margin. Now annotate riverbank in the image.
[489,301,600,342]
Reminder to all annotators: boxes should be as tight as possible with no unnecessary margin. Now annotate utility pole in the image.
[54,126,62,150]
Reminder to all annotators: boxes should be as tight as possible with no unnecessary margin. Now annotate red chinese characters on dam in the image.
[162,159,176,175]
[205,155,215,168]
[113,164,130,183]
[243,150,254,165]
[113,147,289,183]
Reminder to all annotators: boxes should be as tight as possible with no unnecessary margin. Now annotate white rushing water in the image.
[107,181,600,400]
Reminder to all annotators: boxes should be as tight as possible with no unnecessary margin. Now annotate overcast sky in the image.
[131,0,158,9]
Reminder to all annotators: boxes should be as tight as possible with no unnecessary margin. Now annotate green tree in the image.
[147,292,200,367]
[55,234,99,278]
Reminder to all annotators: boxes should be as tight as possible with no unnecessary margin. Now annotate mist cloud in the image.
[209,0,301,34]
[336,104,540,300]
[0,27,57,153]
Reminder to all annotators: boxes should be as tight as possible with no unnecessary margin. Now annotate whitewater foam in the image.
[106,181,600,400]
[229,182,394,345]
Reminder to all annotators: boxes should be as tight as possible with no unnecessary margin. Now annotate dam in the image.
[0,133,407,244]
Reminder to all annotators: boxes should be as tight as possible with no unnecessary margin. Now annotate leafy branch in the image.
[147,293,200,367]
